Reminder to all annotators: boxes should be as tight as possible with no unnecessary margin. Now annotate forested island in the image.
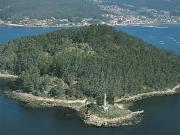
[0,25,180,127]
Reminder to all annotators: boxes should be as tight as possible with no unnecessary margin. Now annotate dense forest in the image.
[0,25,180,102]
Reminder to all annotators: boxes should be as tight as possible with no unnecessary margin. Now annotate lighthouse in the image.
[103,93,109,111]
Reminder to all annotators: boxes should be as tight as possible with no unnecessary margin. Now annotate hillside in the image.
[0,25,180,103]
[107,0,180,13]
[0,0,102,21]
[1,0,180,26]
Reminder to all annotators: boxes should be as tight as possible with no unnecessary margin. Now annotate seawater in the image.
[115,24,180,55]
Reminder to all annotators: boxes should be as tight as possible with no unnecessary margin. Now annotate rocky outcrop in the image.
[83,111,144,127]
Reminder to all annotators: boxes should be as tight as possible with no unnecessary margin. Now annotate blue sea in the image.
[115,24,180,55]
[0,26,57,43]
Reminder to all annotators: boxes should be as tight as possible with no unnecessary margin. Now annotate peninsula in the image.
[0,25,180,127]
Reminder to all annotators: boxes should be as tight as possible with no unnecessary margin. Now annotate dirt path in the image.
[12,91,87,104]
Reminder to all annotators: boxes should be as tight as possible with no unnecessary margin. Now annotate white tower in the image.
[103,93,108,111]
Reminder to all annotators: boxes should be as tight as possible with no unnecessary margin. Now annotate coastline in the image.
[5,84,180,127]
[5,91,144,127]
[6,91,86,111]
[1,22,180,28]
[2,82,180,127]
[83,84,180,127]
[84,110,144,127]
[115,85,180,103]
[1,69,180,128]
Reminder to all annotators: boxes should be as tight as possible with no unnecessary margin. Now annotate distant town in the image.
[0,0,180,27]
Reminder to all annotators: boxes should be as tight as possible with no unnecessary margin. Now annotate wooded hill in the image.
[0,0,102,21]
[0,25,179,103]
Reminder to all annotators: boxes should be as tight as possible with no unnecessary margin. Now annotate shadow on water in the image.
[19,102,82,121]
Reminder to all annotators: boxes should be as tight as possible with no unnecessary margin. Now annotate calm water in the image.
[0,25,180,135]
[115,24,180,55]
[0,26,57,43]
[0,91,180,135]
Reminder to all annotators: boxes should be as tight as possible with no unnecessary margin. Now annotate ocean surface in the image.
[0,24,180,135]
[115,24,180,55]
[0,91,180,135]
[0,26,57,43]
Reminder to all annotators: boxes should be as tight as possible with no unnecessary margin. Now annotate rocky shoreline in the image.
[83,110,144,127]
[6,91,143,127]
[6,91,86,111]
[115,85,180,103]
[4,84,180,127]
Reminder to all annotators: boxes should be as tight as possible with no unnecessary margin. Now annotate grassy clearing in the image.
[91,105,132,119]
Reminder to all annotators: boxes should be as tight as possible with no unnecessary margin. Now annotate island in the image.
[0,25,180,127]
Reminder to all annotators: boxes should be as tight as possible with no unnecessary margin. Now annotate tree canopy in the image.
[0,25,180,102]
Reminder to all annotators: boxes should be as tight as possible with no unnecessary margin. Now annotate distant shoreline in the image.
[1,22,180,28]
